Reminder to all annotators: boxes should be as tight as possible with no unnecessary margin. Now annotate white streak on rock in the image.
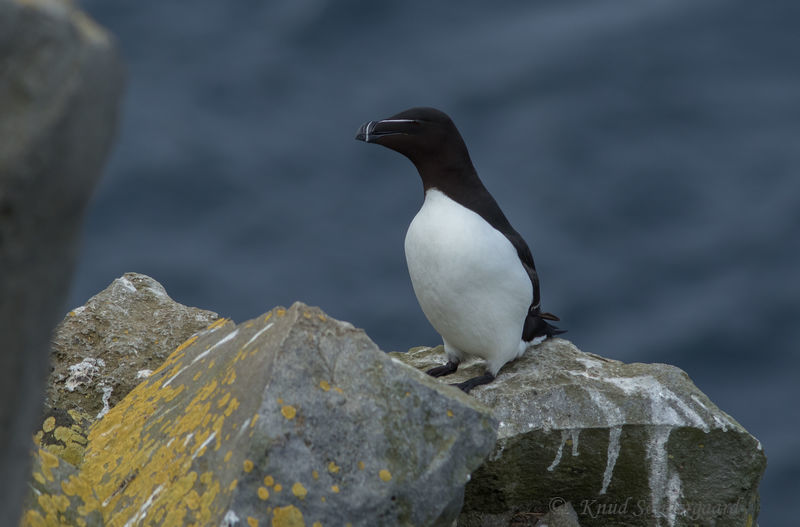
[192,329,239,365]
[243,323,273,349]
[192,431,217,459]
[221,510,240,526]
[570,429,580,456]
[96,385,113,419]
[646,426,684,526]
[136,369,153,379]
[600,426,622,495]
[123,484,163,527]
[547,429,569,471]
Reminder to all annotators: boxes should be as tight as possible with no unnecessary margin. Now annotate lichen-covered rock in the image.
[46,272,219,422]
[22,448,103,527]
[391,340,766,527]
[33,303,496,526]
[0,0,123,518]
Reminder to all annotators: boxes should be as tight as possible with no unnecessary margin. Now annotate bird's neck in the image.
[414,152,483,194]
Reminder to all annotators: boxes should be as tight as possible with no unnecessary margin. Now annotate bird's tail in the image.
[523,310,566,342]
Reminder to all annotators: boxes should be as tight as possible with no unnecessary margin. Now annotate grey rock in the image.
[46,272,219,423]
[0,0,123,518]
[65,303,496,526]
[391,340,766,527]
[22,447,103,527]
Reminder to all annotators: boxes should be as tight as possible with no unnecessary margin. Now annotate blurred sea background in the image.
[75,0,798,523]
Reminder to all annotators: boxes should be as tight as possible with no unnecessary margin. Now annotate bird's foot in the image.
[426,361,459,378]
[452,372,495,393]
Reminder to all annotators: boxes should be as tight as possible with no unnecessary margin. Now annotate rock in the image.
[391,340,766,527]
[44,272,219,424]
[23,303,497,526]
[22,448,103,527]
[0,0,123,519]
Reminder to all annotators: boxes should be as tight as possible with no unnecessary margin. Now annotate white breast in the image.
[404,189,533,372]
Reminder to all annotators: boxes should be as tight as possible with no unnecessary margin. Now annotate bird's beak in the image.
[355,119,418,143]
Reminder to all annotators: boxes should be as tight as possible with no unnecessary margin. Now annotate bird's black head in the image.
[355,107,474,179]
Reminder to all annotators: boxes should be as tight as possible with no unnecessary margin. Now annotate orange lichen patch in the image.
[247,516,259,527]
[223,397,240,417]
[379,469,392,482]
[271,505,304,527]
[275,308,286,317]
[281,405,297,420]
[258,486,270,500]
[217,392,231,408]
[206,318,229,330]
[223,369,237,385]
[319,380,330,392]
[42,416,56,433]
[333,387,343,394]
[357,461,365,471]
[330,485,340,493]
[175,335,199,354]
[303,311,312,319]
[273,483,283,493]
[264,475,274,486]
[39,449,60,482]
[243,459,254,473]
[291,482,307,499]
[327,461,339,474]
[317,314,326,322]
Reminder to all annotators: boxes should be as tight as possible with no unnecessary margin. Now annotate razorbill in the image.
[355,107,563,392]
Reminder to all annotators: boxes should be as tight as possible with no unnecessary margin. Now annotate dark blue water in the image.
[74,0,799,522]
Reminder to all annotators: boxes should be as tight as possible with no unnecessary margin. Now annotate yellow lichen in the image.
[312,470,319,480]
[327,461,339,473]
[264,475,274,486]
[319,380,330,392]
[258,486,270,500]
[379,469,392,482]
[274,483,282,493]
[42,416,56,433]
[446,409,454,418]
[281,405,297,420]
[248,516,259,527]
[330,485,339,493]
[243,460,254,472]
[357,461,365,471]
[206,318,228,330]
[291,482,307,499]
[275,308,286,317]
[39,449,60,482]
[271,505,304,527]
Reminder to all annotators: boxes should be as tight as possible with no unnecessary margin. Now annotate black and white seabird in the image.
[355,107,563,392]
